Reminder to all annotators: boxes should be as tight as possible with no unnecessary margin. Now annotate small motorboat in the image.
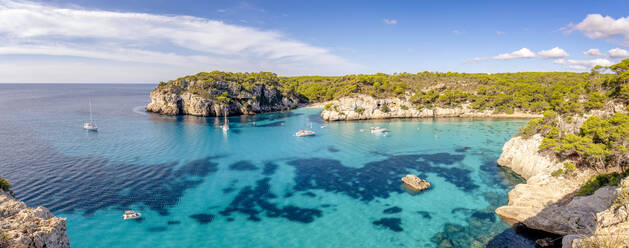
[296,129,315,137]
[122,210,141,220]
[370,126,388,134]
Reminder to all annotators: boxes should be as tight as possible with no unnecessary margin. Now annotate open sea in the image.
[0,84,547,247]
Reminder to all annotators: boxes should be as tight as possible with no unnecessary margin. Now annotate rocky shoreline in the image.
[0,190,69,248]
[497,134,629,247]
[320,95,542,121]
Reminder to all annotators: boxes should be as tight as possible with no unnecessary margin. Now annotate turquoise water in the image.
[0,84,540,247]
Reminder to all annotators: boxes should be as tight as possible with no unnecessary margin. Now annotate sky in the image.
[1,0,629,83]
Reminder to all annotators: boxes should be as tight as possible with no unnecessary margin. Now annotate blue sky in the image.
[1,0,629,83]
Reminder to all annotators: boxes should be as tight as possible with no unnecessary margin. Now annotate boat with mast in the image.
[222,109,229,133]
[83,99,98,131]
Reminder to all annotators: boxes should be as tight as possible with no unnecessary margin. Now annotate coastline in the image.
[319,94,543,121]
[144,87,628,247]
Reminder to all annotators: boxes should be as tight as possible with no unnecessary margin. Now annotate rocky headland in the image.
[146,76,301,116]
[0,189,69,248]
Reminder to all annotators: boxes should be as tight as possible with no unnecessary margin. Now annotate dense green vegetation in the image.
[157,59,629,115]
[519,107,628,171]
[515,59,629,176]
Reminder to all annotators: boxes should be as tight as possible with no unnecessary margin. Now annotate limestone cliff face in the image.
[146,81,301,116]
[496,134,560,180]
[0,190,69,248]
[320,95,541,121]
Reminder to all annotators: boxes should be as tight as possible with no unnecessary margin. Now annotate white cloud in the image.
[609,48,629,58]
[492,48,536,60]
[565,58,613,70]
[496,31,505,35]
[0,0,361,82]
[537,47,569,59]
[553,59,565,65]
[383,19,397,25]
[583,48,605,57]
[571,14,629,45]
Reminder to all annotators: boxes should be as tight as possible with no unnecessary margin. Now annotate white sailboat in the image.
[222,110,229,133]
[83,99,98,131]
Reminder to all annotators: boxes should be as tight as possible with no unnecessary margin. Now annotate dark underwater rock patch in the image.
[327,146,340,153]
[372,217,403,232]
[471,211,495,223]
[147,226,167,232]
[166,221,180,225]
[286,153,476,202]
[454,147,470,153]
[256,121,285,127]
[219,177,322,223]
[302,192,316,197]
[432,209,517,247]
[190,214,215,224]
[229,160,258,171]
[416,211,432,219]
[383,206,402,214]
[262,162,278,176]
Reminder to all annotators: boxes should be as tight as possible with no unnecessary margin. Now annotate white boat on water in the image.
[83,99,98,131]
[122,210,141,220]
[222,110,229,133]
[296,129,315,137]
[370,126,388,134]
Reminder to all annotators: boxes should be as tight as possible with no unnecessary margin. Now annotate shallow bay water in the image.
[0,84,543,247]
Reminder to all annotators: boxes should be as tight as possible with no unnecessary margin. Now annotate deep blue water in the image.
[0,84,543,247]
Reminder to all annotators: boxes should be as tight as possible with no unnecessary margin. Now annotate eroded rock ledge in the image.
[0,190,69,248]
[320,95,541,121]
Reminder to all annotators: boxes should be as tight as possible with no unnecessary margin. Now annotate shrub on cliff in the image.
[518,110,558,138]
[577,170,629,196]
[0,177,14,197]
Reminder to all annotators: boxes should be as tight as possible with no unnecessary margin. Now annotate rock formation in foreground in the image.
[320,94,541,121]
[495,115,629,247]
[0,190,69,248]
[146,74,301,116]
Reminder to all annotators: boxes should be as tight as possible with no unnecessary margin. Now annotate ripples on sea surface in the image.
[0,84,543,247]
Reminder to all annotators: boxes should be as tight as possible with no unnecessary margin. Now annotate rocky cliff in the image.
[146,80,301,116]
[495,126,629,247]
[320,95,541,121]
[0,190,69,248]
